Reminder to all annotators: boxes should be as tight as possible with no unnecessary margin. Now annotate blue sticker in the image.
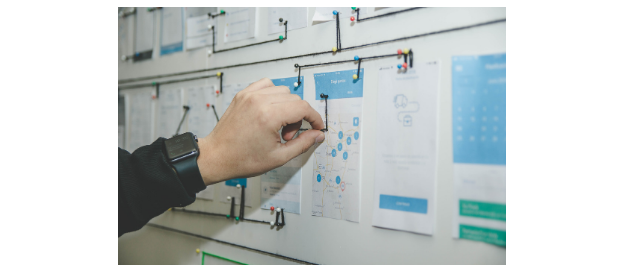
[332,149,337,157]
[316,174,321,182]
[354,131,359,140]
[225,178,247,187]
[337,143,343,151]
[353,117,359,126]
[452,53,506,165]
[343,152,348,160]
[347,137,351,145]
[336,176,341,185]
[314,69,364,100]
[271,77,304,99]
[338,131,343,139]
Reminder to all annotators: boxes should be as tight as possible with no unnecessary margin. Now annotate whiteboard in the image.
[118,7,506,265]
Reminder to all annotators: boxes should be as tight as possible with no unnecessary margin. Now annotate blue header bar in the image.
[314,69,364,100]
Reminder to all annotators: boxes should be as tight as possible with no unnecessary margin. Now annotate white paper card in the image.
[224,8,256,43]
[267,8,307,35]
[372,62,441,235]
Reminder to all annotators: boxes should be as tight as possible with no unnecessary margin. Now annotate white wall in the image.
[118,7,506,265]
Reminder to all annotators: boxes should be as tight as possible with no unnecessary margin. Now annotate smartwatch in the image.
[163,132,205,194]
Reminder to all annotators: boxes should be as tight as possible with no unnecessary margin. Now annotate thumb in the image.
[279,130,325,160]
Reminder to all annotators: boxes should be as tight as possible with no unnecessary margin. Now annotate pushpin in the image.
[276,208,282,212]
[236,184,241,189]
[220,10,225,14]
[121,55,127,61]
[226,214,230,218]
[227,196,231,200]
[402,63,408,69]
[397,49,403,55]
[196,249,200,253]
[206,103,211,107]
[293,82,299,87]
[207,24,212,29]
[332,47,337,52]
[332,10,338,15]
[207,49,212,56]
[353,74,358,80]
[279,35,284,40]
[216,72,222,77]
[135,52,140,57]
[397,64,402,69]
[270,221,275,226]
[235,216,239,221]
[270,206,275,211]
[403,48,410,54]
[168,208,172,211]
[352,7,357,10]
[350,16,355,21]
[216,90,220,95]
[151,95,156,99]
[354,55,359,61]
[279,18,283,22]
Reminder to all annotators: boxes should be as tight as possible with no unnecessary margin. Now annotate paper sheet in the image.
[312,7,363,22]
[186,86,217,138]
[128,92,153,152]
[311,69,363,222]
[451,53,506,247]
[224,8,256,43]
[160,7,184,55]
[135,7,154,54]
[186,14,218,50]
[256,77,307,214]
[267,8,307,35]
[157,89,183,138]
[118,17,131,59]
[372,63,440,235]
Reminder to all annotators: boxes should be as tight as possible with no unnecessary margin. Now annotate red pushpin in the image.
[270,206,275,211]
[151,95,156,99]
[397,49,403,55]
[350,16,355,21]
[206,103,211,107]
[215,90,220,94]
[402,63,408,69]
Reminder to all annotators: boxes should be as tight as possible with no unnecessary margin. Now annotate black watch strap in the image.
[171,155,206,195]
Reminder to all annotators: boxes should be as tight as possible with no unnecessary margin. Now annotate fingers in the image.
[256,86,291,96]
[278,129,325,161]
[273,100,325,130]
[281,120,303,141]
[268,93,302,104]
[241,78,275,93]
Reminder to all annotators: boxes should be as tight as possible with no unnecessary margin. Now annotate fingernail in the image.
[315,131,325,143]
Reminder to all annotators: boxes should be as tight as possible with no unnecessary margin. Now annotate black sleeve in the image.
[118,138,207,237]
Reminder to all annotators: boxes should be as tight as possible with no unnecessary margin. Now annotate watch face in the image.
[164,133,197,160]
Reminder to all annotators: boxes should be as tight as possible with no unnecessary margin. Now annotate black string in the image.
[320,93,328,132]
[174,106,190,136]
[211,105,220,122]
[335,14,341,50]
[147,223,318,265]
[219,73,223,94]
[119,74,218,90]
[118,18,506,84]
[357,7,425,22]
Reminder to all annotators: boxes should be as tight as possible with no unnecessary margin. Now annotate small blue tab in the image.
[379,194,428,214]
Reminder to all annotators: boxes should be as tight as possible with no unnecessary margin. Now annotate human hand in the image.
[196,78,325,185]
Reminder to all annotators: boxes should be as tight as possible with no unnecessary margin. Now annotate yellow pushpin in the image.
[332,47,337,52]
[196,248,200,253]
[168,208,172,211]
[352,74,358,80]
[217,72,222,77]
[403,48,409,54]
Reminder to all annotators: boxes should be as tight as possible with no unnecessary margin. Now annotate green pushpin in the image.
[352,7,356,10]
[151,82,157,85]
[226,214,230,218]
[147,8,152,11]
[220,10,225,14]
[235,216,239,221]
[279,35,284,40]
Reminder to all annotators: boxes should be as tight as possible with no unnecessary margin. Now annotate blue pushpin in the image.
[332,10,338,15]
[135,53,140,57]
[354,55,359,61]
[397,64,402,69]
